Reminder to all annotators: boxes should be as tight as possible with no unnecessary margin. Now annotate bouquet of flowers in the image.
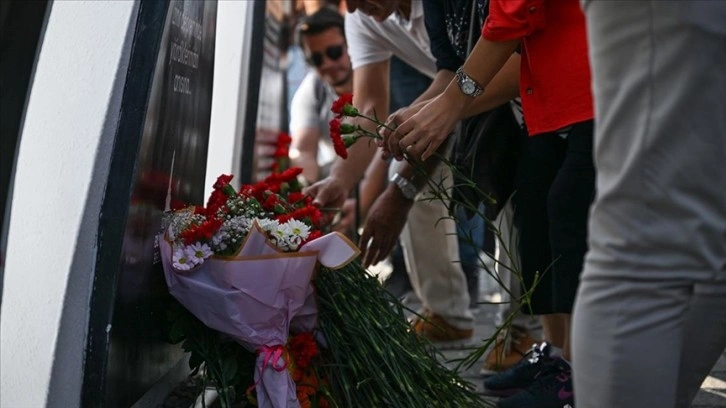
[160,168,357,408]
[161,129,488,407]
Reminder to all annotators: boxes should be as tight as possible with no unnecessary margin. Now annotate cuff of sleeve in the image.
[481,0,545,41]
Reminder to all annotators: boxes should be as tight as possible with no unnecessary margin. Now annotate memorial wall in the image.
[84,1,218,406]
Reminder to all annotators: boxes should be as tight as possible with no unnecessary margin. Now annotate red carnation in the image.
[274,146,289,158]
[329,118,348,159]
[302,230,322,246]
[180,218,223,245]
[276,132,292,146]
[279,167,303,183]
[330,93,353,117]
[287,192,305,204]
[213,174,233,190]
[288,332,318,370]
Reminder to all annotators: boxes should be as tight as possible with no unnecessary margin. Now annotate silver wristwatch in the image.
[455,66,484,98]
[390,173,417,200]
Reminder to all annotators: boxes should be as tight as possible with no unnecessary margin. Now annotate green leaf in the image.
[221,358,238,383]
[189,351,204,371]
[168,319,186,344]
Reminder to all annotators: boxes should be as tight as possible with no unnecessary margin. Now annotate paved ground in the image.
[397,277,726,408]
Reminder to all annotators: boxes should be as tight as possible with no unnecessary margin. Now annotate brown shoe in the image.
[411,312,473,343]
[481,326,537,375]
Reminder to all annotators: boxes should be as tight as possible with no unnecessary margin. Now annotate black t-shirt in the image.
[422,0,489,72]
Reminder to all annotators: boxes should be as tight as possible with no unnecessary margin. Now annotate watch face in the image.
[462,81,475,95]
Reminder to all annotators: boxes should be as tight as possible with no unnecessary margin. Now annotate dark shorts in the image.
[512,120,595,314]
[547,120,596,313]
[512,130,566,315]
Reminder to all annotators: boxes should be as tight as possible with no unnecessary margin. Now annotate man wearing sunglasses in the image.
[290,7,354,184]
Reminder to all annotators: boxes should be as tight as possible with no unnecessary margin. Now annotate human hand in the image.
[303,176,349,227]
[378,104,424,161]
[333,198,357,236]
[358,186,413,267]
[388,93,462,161]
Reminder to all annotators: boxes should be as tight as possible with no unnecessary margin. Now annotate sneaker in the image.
[496,362,574,408]
[481,326,538,375]
[411,312,474,343]
[483,342,557,397]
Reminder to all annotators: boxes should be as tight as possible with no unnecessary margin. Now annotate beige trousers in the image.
[390,159,474,330]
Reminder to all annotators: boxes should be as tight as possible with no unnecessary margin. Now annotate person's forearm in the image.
[359,157,388,218]
[330,60,392,193]
[292,153,320,183]
[444,37,521,114]
[461,52,520,119]
[410,69,456,106]
[395,146,447,192]
[328,134,378,192]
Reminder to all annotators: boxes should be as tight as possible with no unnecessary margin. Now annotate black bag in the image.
[450,103,522,219]
[449,0,522,219]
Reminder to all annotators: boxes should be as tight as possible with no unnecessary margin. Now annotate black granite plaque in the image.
[81,1,218,406]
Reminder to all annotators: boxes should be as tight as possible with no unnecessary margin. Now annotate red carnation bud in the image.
[341,104,359,117]
[340,123,357,134]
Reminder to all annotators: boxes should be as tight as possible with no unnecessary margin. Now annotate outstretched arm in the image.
[304,59,391,222]
[385,37,520,161]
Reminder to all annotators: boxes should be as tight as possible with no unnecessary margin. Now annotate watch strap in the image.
[456,66,484,98]
[390,173,416,200]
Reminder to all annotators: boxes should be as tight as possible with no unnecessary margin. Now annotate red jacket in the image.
[483,0,593,136]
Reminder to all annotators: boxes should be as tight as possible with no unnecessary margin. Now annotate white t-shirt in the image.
[289,71,337,167]
[345,1,437,79]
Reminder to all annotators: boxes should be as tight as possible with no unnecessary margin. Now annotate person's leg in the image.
[382,55,433,300]
[576,1,726,407]
[675,280,726,407]
[456,205,484,309]
[573,275,726,408]
[511,132,564,318]
[381,242,413,298]
[482,135,567,387]
[482,196,540,374]
[394,159,474,334]
[547,120,596,361]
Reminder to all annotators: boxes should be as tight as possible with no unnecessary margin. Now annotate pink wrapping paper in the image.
[159,225,359,408]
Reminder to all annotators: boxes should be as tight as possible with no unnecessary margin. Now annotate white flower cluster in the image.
[167,211,206,242]
[268,219,311,251]
[209,216,254,253]
[223,196,264,219]
[172,242,213,271]
[171,216,313,270]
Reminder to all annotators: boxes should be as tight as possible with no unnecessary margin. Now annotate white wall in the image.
[0,2,139,406]
[205,0,254,196]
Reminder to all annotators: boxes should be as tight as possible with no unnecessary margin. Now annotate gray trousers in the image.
[573,2,726,408]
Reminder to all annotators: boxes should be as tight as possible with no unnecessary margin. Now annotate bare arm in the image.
[461,52,520,118]
[389,37,521,161]
[306,59,391,215]
[327,59,391,192]
[291,127,321,183]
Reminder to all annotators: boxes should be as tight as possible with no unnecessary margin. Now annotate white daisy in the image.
[255,217,280,234]
[186,242,213,264]
[271,225,290,251]
[172,247,194,271]
[283,219,310,250]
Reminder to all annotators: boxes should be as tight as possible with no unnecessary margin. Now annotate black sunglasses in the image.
[307,45,345,67]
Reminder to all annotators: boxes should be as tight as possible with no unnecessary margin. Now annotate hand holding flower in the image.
[385,91,464,161]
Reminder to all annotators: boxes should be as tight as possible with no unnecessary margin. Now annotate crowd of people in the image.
[286,1,726,407]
